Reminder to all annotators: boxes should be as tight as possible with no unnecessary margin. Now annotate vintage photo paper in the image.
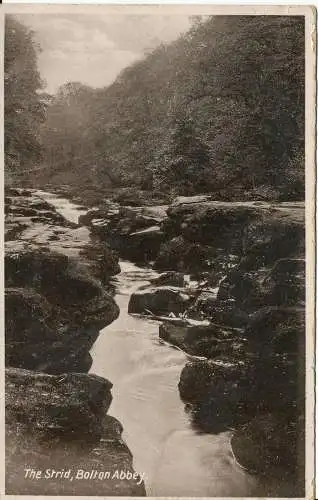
[1,3,316,499]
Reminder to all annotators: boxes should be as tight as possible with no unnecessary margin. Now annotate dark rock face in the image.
[5,191,120,374]
[217,257,305,310]
[262,258,305,307]
[129,225,166,261]
[154,235,214,272]
[158,199,306,492]
[82,203,168,263]
[128,286,192,316]
[155,200,304,275]
[231,413,305,494]
[179,359,254,432]
[6,368,145,496]
[159,322,239,358]
[164,202,258,249]
[5,249,119,373]
[5,189,145,496]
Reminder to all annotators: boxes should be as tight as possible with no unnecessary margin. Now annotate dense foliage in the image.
[40,15,305,200]
[5,16,46,181]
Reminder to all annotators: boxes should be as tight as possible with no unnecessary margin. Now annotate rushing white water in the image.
[90,261,260,497]
[36,191,265,497]
[34,189,88,224]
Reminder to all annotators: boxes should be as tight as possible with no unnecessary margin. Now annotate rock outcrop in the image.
[128,286,192,316]
[159,322,240,358]
[70,191,306,493]
[169,199,305,495]
[5,189,120,373]
[5,188,145,496]
[6,368,144,496]
[79,203,168,263]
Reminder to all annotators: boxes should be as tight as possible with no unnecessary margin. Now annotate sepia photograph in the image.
[2,4,316,498]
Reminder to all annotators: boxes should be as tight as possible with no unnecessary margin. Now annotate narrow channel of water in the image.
[36,190,262,497]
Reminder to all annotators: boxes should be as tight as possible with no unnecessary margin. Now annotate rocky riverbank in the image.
[76,191,305,495]
[5,188,145,496]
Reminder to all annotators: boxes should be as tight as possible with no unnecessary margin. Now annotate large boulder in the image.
[217,257,305,311]
[128,286,192,316]
[165,199,304,250]
[5,256,119,373]
[243,306,305,414]
[164,201,259,250]
[154,235,214,272]
[188,292,249,328]
[88,205,168,262]
[124,225,166,262]
[244,306,305,356]
[6,368,112,441]
[178,359,253,431]
[231,413,305,496]
[157,199,304,277]
[6,368,145,496]
[159,322,238,357]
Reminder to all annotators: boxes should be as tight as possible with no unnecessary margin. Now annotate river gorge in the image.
[36,191,260,497]
[5,187,305,497]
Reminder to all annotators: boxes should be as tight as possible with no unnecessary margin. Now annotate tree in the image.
[149,114,211,194]
[4,15,45,179]
[169,116,211,192]
[38,15,305,200]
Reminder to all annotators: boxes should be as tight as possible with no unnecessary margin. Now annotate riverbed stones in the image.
[15,189,305,491]
[5,192,120,283]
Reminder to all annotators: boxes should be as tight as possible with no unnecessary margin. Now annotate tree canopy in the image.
[39,15,305,200]
[5,15,45,180]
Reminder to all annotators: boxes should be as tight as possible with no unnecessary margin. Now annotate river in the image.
[35,190,263,497]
